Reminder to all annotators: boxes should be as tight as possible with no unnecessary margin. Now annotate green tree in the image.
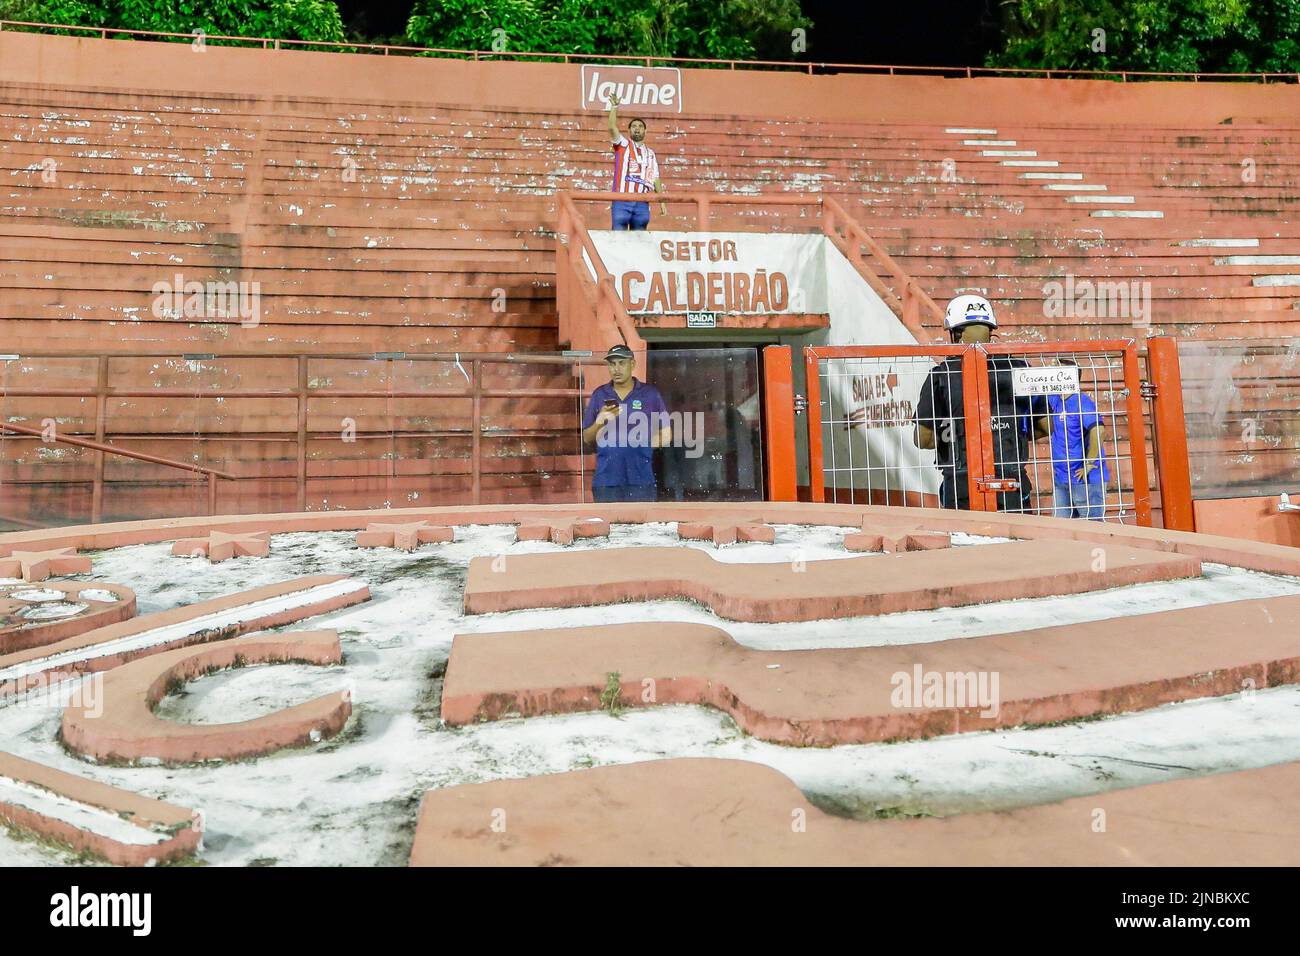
[0,0,345,43]
[0,0,108,32]
[602,0,808,60]
[405,0,809,62]
[988,0,1300,74]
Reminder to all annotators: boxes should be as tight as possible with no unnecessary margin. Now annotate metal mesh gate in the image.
[805,341,1153,524]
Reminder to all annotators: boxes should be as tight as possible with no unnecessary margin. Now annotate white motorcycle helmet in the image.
[943,294,998,333]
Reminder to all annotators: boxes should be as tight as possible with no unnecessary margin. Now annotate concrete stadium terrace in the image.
[1,19,1299,877]
[2,18,1299,83]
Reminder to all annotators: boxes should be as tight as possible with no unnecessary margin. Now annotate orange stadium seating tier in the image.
[0,30,1298,526]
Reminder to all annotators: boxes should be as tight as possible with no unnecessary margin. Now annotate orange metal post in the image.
[803,347,825,503]
[963,348,996,512]
[762,345,798,501]
[91,355,108,524]
[471,359,483,504]
[1120,342,1153,526]
[296,356,308,512]
[1147,337,1195,531]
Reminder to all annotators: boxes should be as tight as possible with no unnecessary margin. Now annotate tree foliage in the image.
[0,0,346,42]
[405,0,809,61]
[988,0,1300,73]
[8,0,1295,73]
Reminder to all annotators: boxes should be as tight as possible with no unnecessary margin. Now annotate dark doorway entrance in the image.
[647,345,765,501]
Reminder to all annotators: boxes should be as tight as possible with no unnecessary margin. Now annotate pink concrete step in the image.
[461,539,1201,622]
[409,756,1300,866]
[444,590,1300,743]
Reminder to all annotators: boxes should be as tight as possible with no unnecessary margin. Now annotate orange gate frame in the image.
[799,340,1155,526]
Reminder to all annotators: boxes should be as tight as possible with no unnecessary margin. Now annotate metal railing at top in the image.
[2,20,1297,83]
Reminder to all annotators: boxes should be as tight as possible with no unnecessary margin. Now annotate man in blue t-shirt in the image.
[1034,362,1109,520]
[581,344,672,502]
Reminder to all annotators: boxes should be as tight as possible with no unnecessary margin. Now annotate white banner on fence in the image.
[807,243,938,497]
[589,231,827,315]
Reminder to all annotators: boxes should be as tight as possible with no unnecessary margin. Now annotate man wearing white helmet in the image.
[913,295,1040,511]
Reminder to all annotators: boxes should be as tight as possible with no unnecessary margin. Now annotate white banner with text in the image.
[588,231,828,315]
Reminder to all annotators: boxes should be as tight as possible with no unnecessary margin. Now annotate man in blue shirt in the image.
[581,344,672,502]
[1034,361,1109,520]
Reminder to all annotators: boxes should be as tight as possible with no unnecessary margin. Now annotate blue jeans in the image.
[611,200,650,230]
[1053,480,1105,520]
[592,484,657,503]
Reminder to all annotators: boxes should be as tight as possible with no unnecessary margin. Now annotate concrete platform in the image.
[442,593,1300,743]
[462,539,1202,622]
[0,575,368,698]
[62,630,349,764]
[1,501,1296,867]
[410,756,1300,866]
[0,751,201,866]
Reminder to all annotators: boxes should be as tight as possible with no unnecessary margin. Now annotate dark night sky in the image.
[333,1,1007,67]
[801,0,1005,67]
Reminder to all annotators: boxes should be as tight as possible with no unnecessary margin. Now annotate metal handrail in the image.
[2,19,1297,83]
[822,195,942,337]
[0,419,234,522]
[556,192,644,354]
[0,421,234,479]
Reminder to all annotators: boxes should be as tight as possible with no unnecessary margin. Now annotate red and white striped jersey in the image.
[611,134,659,194]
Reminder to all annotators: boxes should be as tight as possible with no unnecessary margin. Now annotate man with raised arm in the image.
[606,91,667,229]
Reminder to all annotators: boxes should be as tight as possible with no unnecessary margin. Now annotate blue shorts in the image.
[611,200,650,230]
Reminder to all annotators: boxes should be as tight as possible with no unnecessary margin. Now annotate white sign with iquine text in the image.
[580,65,683,114]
